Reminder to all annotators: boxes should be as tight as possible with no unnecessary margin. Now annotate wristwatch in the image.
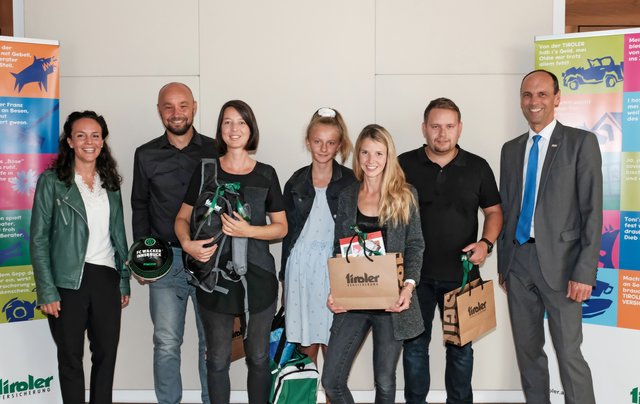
[479,238,494,253]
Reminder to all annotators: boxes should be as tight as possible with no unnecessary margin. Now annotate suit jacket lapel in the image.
[537,122,563,201]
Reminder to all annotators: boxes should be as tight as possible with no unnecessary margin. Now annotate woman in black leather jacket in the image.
[280,107,356,366]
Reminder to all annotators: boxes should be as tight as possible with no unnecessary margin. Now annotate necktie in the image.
[516,135,541,245]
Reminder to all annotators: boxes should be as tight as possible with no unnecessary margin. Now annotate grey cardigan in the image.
[333,182,425,340]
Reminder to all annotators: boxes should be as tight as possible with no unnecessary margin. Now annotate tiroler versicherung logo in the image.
[467,300,488,317]
[345,273,380,286]
[0,374,54,400]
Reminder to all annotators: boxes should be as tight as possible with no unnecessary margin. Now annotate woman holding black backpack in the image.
[175,100,287,404]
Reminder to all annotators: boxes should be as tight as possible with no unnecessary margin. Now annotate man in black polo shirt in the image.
[399,97,502,404]
[131,82,217,404]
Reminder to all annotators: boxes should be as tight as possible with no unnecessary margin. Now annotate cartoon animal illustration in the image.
[10,55,57,93]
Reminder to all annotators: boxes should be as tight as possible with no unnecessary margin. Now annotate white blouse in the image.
[74,173,116,269]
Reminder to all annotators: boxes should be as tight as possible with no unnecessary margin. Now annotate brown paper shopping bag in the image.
[327,252,404,310]
[230,316,245,362]
[442,278,496,346]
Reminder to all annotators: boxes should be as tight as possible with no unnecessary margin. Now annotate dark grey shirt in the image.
[131,130,217,244]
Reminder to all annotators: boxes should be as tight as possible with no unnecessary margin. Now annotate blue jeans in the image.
[322,311,403,404]
[403,279,473,404]
[198,300,276,404]
[149,247,209,404]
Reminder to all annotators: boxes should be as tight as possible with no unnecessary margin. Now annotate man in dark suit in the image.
[498,69,602,404]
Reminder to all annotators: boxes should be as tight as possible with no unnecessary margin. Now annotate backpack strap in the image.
[198,158,220,194]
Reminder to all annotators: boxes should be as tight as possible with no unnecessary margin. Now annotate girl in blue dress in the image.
[280,107,356,365]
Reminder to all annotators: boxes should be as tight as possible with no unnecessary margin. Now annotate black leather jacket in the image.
[279,160,356,281]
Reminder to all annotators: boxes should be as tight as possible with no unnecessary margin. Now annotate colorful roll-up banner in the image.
[0,35,61,403]
[535,28,640,404]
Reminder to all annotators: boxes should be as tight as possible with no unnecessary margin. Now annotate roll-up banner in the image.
[535,28,640,403]
[0,35,62,403]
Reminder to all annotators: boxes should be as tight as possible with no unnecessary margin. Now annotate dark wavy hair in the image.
[215,100,259,155]
[52,110,122,191]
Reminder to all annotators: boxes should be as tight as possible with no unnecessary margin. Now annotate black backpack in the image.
[183,158,251,295]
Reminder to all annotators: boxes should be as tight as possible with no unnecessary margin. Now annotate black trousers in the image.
[48,263,122,404]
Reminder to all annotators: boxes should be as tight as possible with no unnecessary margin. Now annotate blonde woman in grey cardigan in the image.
[322,124,425,404]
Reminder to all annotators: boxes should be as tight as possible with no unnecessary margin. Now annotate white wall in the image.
[22,0,555,401]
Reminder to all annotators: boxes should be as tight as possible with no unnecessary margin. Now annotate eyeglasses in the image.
[316,107,336,118]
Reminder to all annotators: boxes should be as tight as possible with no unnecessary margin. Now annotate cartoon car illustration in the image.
[562,56,624,90]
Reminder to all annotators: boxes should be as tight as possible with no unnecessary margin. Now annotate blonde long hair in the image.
[353,124,416,226]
